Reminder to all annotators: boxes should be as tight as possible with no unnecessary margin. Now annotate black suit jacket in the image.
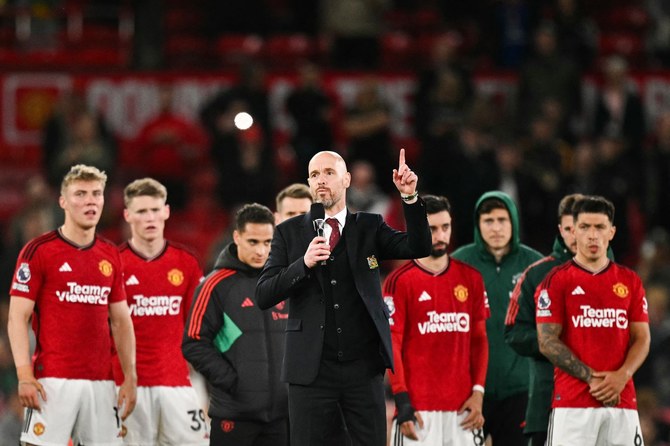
[256,201,431,385]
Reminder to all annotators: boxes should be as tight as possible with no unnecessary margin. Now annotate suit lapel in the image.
[344,211,359,274]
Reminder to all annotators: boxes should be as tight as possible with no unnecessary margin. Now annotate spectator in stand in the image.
[199,62,276,209]
[415,66,473,169]
[636,282,670,412]
[591,55,646,169]
[491,139,547,247]
[520,115,571,252]
[451,191,543,446]
[592,134,637,264]
[342,77,395,194]
[133,84,208,210]
[551,0,598,72]
[415,31,475,145]
[0,175,62,294]
[647,0,670,68]
[643,111,670,233]
[420,124,498,248]
[492,0,536,68]
[285,61,334,181]
[346,160,391,217]
[42,92,117,188]
[319,0,391,69]
[516,22,582,138]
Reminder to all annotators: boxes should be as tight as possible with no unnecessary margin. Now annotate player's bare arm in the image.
[7,296,46,410]
[590,321,650,404]
[538,322,593,382]
[109,301,137,420]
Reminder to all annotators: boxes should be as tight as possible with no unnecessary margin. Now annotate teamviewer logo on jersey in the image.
[59,262,72,272]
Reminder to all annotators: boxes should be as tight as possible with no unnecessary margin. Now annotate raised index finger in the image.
[398,148,406,169]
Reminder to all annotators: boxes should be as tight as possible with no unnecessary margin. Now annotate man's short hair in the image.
[61,164,107,194]
[276,183,313,210]
[236,203,275,232]
[477,197,508,217]
[572,195,615,224]
[123,178,168,207]
[557,193,584,221]
[422,194,452,215]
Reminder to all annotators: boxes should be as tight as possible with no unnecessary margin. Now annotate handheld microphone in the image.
[311,202,327,265]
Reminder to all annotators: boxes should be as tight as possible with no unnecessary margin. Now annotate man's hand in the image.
[458,391,485,431]
[392,148,418,196]
[117,376,137,420]
[17,365,46,411]
[589,370,628,406]
[399,411,425,441]
[303,236,331,268]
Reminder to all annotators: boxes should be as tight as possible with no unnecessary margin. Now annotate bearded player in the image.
[384,194,489,445]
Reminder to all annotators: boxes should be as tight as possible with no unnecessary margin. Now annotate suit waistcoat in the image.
[322,232,379,361]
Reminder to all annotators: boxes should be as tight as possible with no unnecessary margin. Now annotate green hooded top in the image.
[451,191,543,401]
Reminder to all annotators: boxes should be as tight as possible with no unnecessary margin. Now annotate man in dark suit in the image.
[256,149,431,446]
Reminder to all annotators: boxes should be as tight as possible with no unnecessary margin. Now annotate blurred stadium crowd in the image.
[1,0,670,444]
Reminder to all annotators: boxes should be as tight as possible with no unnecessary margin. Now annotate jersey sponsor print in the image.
[536,260,648,409]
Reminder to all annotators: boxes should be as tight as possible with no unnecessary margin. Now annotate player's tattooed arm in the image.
[538,322,593,382]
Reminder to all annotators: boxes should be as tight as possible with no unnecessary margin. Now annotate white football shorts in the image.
[21,378,122,446]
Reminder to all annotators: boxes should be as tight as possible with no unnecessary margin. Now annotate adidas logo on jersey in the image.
[418,291,432,302]
[59,262,72,272]
[125,275,140,286]
[241,297,255,308]
[571,286,585,295]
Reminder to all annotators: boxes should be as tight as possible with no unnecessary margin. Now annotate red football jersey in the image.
[536,260,649,409]
[10,230,126,380]
[113,241,203,386]
[384,259,489,411]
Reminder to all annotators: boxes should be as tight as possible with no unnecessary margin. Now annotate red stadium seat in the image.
[380,31,415,71]
[214,34,264,68]
[599,32,645,66]
[165,35,210,69]
[263,34,315,70]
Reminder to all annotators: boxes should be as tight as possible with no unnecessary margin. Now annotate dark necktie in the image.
[326,218,340,248]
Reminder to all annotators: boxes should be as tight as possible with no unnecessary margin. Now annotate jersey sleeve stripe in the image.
[383,261,414,294]
[187,268,236,339]
[22,231,58,260]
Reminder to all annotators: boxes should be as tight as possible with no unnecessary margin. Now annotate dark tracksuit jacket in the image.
[503,236,571,434]
[182,243,288,422]
[451,191,543,401]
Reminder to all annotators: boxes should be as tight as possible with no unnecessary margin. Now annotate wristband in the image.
[400,191,419,202]
[472,384,485,394]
